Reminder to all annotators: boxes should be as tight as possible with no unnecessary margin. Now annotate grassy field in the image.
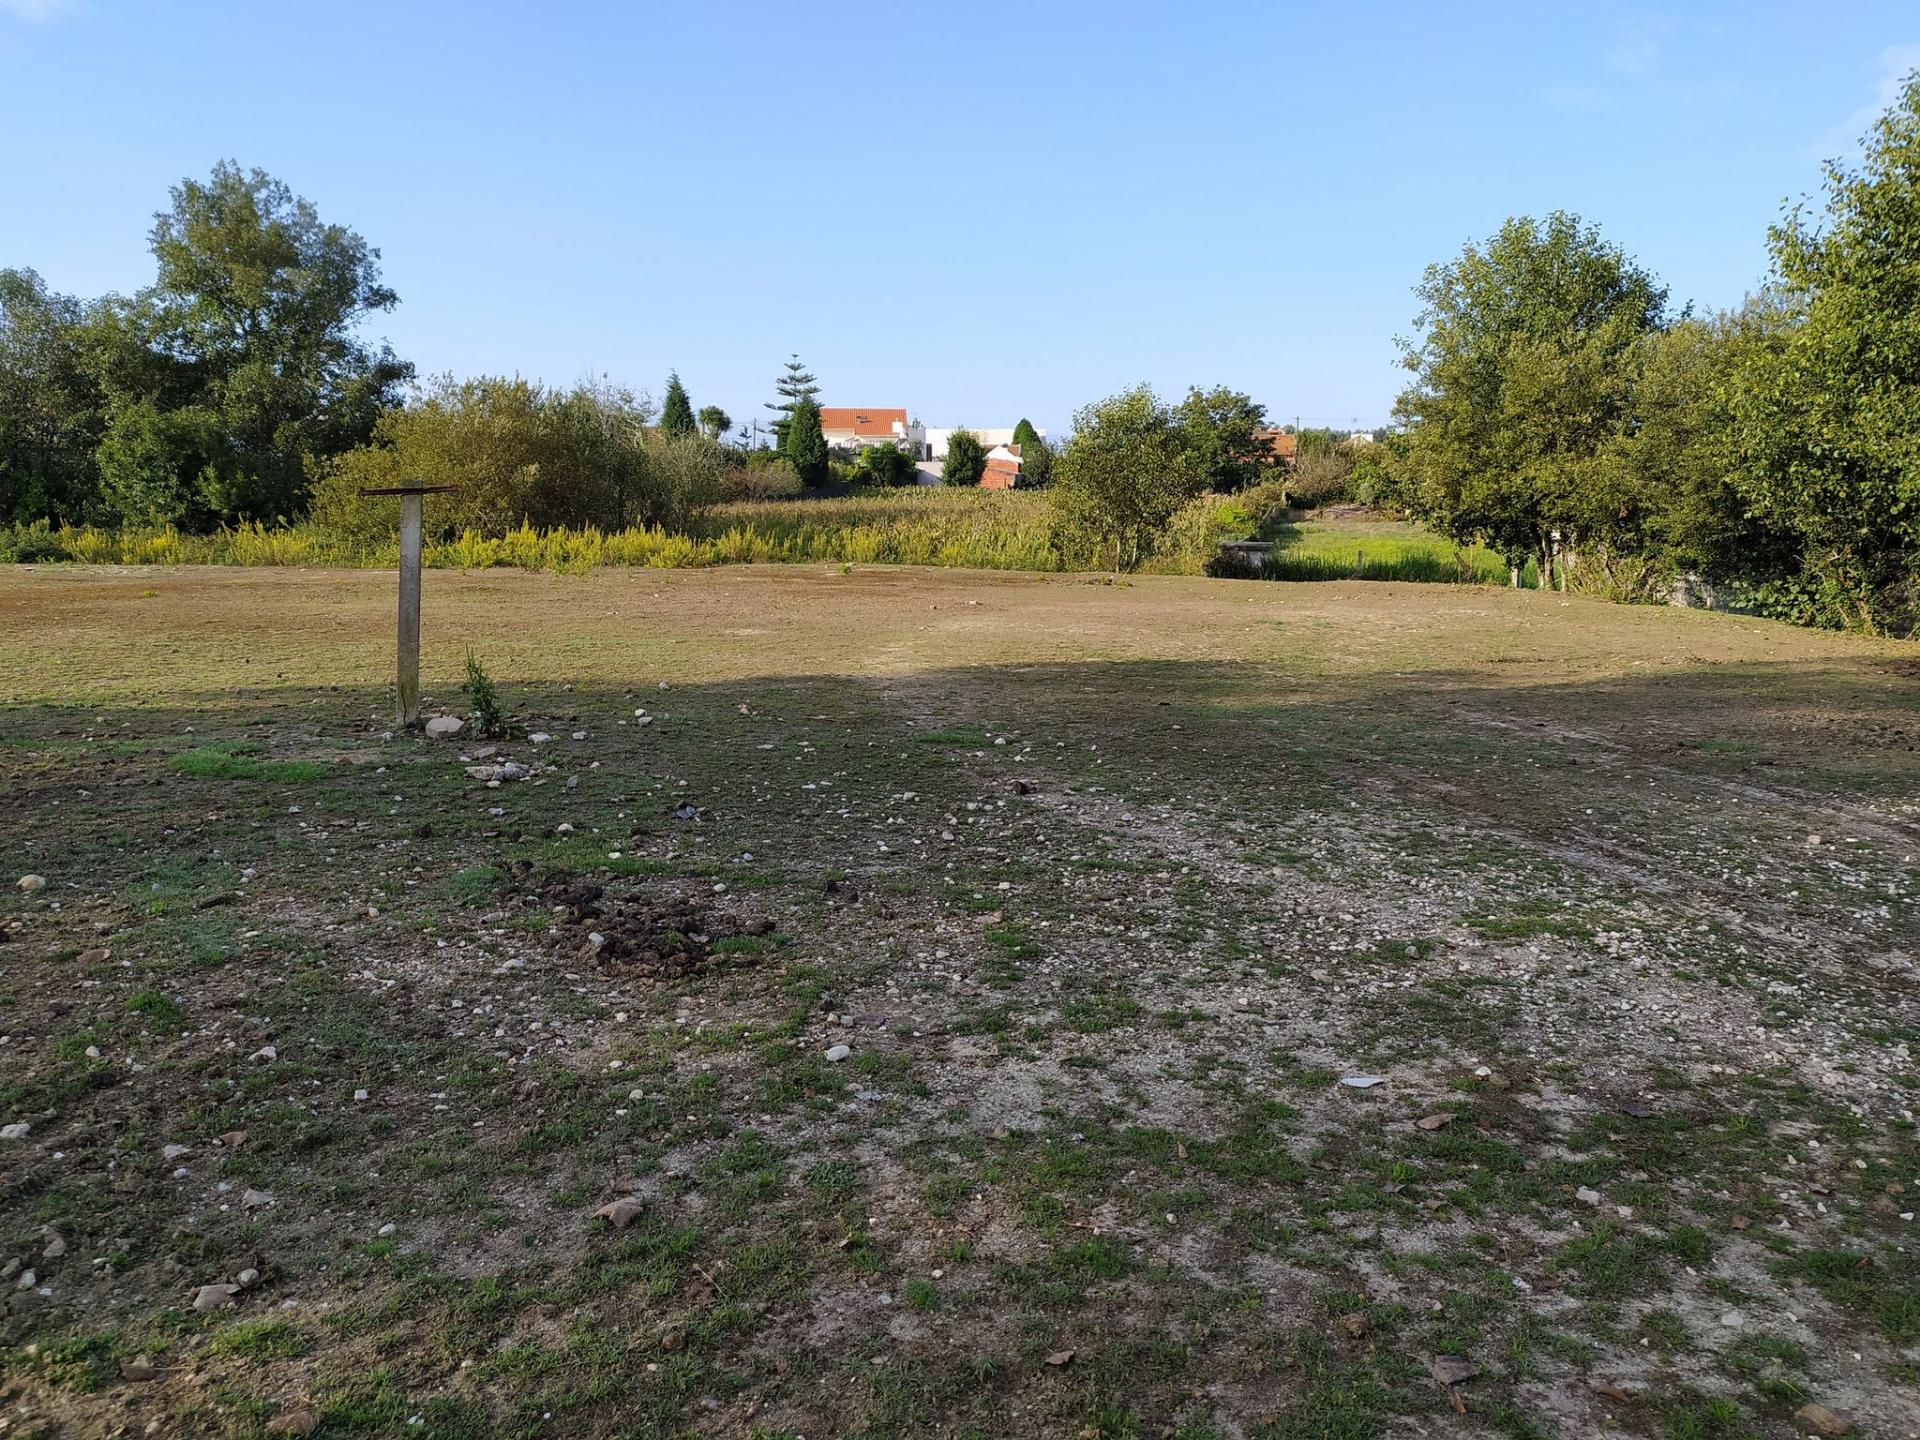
[2,563,1916,1439]
[2,495,1509,585]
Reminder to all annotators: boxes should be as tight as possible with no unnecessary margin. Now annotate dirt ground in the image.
[1,562,1916,1439]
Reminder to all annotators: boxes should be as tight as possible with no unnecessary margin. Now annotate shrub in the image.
[941,429,987,487]
[719,458,802,502]
[855,443,917,488]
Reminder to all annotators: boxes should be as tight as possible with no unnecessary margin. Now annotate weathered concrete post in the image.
[358,484,459,730]
[396,491,424,727]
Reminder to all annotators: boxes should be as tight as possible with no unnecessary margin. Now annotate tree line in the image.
[1369,74,1920,633]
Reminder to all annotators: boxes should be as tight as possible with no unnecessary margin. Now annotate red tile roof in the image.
[818,407,907,437]
[1252,429,1298,462]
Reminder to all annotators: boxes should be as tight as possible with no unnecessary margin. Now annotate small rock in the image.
[241,1188,273,1209]
[218,1129,248,1149]
[1339,1075,1387,1089]
[1717,1309,1744,1329]
[265,1410,319,1436]
[1588,1379,1636,1403]
[1045,1349,1074,1366]
[1575,1186,1604,1207]
[377,1224,396,1237]
[1793,1403,1857,1437]
[41,1232,65,1260]
[121,1355,159,1382]
[15,1268,36,1290]
[1,1122,30,1141]
[76,947,110,964]
[424,715,465,738]
[1416,1113,1453,1131]
[1427,1355,1479,1386]
[192,1282,239,1312]
[354,1088,370,1102]
[249,1045,278,1064]
[236,1267,260,1286]
[824,1044,852,1063]
[16,874,45,893]
[593,1197,645,1229]
[530,732,553,744]
[162,1143,191,1161]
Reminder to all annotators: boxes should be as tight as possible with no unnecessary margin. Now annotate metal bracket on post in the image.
[358,485,460,730]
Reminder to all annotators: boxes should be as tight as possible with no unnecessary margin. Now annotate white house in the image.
[922,425,1042,461]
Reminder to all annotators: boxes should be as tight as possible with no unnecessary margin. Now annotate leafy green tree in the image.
[1728,73,1920,631]
[1049,385,1194,572]
[0,268,105,523]
[1011,417,1054,487]
[1172,386,1270,491]
[766,353,819,446]
[855,443,915,487]
[697,404,730,440]
[784,394,828,487]
[128,161,413,524]
[941,428,987,486]
[1602,308,1798,585]
[660,371,696,438]
[1391,211,1666,586]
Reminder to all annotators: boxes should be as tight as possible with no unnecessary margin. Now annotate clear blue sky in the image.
[4,1,1916,437]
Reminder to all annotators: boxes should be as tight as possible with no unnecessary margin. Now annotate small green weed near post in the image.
[464,650,507,737]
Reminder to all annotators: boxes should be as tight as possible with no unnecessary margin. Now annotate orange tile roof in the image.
[818,407,907,437]
[1253,429,1298,461]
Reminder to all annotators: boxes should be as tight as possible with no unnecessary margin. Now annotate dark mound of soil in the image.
[519,871,772,980]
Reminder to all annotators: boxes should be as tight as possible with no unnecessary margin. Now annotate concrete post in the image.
[397,491,423,728]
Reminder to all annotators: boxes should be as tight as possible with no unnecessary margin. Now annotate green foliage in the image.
[1729,73,1920,633]
[783,394,828,488]
[310,374,701,540]
[696,404,730,440]
[1050,384,1196,571]
[940,428,987,487]
[660,371,696,439]
[1173,385,1271,491]
[854,442,916,487]
[464,650,506,737]
[0,268,104,525]
[1391,211,1667,579]
[765,353,818,447]
[2,162,411,531]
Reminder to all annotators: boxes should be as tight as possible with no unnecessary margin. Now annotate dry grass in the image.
[1,565,1915,1439]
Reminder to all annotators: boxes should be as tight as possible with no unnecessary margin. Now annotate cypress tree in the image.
[661,371,696,439]
[785,394,828,488]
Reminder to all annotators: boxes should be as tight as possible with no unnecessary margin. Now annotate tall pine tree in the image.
[785,394,828,488]
[765,353,819,445]
[661,371,696,439]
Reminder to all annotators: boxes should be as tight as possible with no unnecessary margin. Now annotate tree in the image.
[0,268,105,524]
[941,428,987,486]
[784,394,828,487]
[1049,385,1194,573]
[855,442,915,487]
[1727,72,1920,631]
[1391,211,1666,586]
[661,371,695,438]
[765,353,819,446]
[697,404,730,440]
[127,161,414,524]
[1172,386,1271,491]
[1011,416,1054,487]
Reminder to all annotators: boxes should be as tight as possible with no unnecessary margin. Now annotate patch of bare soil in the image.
[516,869,773,979]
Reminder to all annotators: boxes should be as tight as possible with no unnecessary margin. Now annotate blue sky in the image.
[4,2,1916,437]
